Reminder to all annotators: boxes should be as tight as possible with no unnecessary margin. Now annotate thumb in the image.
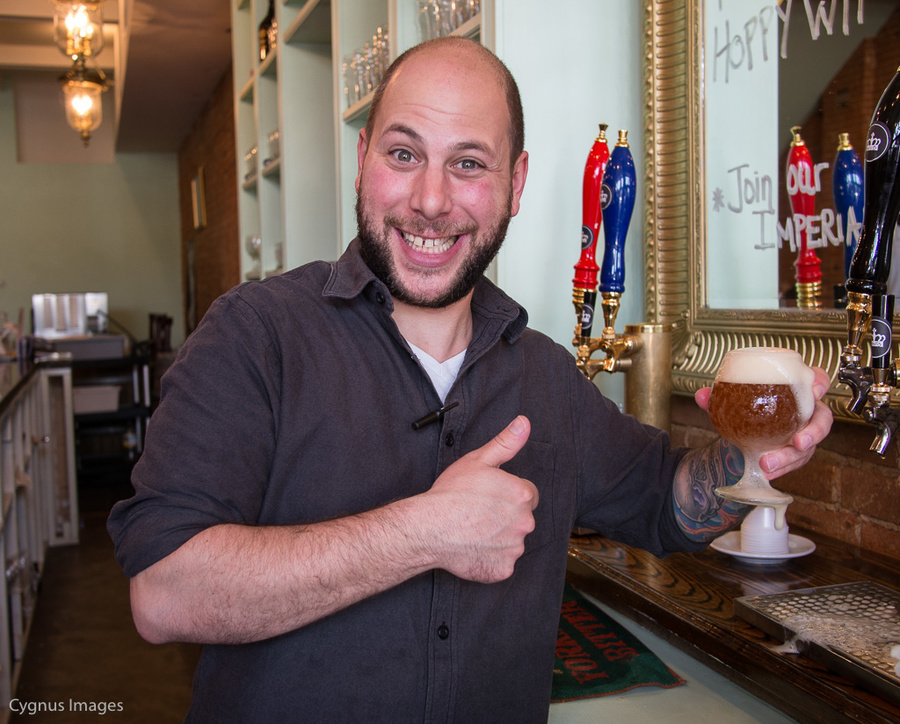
[474,416,531,469]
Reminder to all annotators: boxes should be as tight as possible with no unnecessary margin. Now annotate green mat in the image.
[552,583,685,702]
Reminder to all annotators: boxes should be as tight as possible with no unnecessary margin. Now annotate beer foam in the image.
[716,347,816,423]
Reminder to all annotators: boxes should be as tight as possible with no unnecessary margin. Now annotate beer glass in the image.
[707,347,816,506]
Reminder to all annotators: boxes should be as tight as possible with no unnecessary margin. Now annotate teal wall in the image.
[494,0,645,407]
[0,84,185,349]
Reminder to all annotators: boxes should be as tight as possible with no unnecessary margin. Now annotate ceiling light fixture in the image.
[59,56,108,147]
[53,1,104,59]
[51,1,110,146]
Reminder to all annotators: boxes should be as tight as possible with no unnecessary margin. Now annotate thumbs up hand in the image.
[422,416,539,583]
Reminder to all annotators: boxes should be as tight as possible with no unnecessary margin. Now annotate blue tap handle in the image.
[599,131,636,294]
[832,134,864,279]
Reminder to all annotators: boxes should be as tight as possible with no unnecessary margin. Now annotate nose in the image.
[409,164,452,220]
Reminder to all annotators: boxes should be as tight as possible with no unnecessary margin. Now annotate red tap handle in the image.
[573,124,610,290]
[786,127,822,285]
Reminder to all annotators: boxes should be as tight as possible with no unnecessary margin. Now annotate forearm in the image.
[130,416,536,646]
[130,496,439,645]
[672,438,750,543]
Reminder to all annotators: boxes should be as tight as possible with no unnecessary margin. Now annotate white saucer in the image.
[710,531,816,564]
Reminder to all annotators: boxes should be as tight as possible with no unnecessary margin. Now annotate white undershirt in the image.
[407,341,466,403]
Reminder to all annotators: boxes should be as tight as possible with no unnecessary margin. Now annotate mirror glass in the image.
[704,0,900,310]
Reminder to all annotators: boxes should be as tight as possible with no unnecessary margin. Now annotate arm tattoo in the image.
[672,439,751,543]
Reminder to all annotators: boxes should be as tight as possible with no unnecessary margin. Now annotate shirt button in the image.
[437,624,450,640]
[375,291,386,305]
[444,432,455,447]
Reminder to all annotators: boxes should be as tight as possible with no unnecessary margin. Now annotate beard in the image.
[355,182,513,309]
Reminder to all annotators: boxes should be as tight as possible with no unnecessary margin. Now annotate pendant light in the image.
[59,56,108,146]
[51,1,110,146]
[53,1,104,59]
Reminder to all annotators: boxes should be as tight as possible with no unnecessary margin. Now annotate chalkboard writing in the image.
[776,0,865,58]
[711,0,866,82]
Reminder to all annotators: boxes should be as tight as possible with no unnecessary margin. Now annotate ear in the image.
[355,129,369,193]
[509,151,529,218]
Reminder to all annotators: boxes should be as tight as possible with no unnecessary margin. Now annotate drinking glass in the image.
[707,347,815,507]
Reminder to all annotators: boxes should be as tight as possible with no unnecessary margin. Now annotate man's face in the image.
[355,46,528,308]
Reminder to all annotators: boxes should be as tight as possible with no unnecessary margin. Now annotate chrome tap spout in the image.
[837,361,873,414]
[863,403,900,456]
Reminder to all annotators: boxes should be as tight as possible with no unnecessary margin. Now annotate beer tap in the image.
[572,123,609,347]
[832,133,864,308]
[864,295,900,455]
[839,66,900,455]
[572,129,639,379]
[787,126,823,309]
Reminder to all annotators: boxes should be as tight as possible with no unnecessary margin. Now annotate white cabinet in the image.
[0,361,78,715]
[230,0,488,279]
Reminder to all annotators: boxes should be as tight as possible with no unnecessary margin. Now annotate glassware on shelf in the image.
[353,47,368,101]
[245,235,262,281]
[343,25,390,109]
[244,145,258,182]
[265,129,280,166]
[342,54,354,107]
[258,0,275,61]
[418,0,479,40]
[372,26,387,83]
[266,242,284,278]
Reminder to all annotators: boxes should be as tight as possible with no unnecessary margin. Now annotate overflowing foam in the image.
[716,347,816,423]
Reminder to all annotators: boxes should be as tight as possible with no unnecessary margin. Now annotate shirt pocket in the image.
[500,438,557,556]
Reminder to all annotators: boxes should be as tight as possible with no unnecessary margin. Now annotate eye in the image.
[390,148,416,164]
[456,158,484,172]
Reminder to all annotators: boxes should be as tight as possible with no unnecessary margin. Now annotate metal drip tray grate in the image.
[735,581,900,707]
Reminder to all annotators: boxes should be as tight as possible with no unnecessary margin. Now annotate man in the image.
[108,37,831,722]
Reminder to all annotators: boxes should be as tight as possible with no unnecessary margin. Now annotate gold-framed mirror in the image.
[641,0,895,424]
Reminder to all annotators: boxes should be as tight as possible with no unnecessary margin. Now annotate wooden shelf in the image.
[239,75,254,102]
[342,90,374,123]
[284,0,331,45]
[259,50,278,77]
[261,156,281,178]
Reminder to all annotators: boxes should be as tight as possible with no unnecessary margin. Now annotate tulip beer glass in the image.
[707,347,815,506]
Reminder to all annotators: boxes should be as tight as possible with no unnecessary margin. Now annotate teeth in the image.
[402,232,458,254]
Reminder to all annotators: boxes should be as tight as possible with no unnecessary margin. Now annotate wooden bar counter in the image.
[566,529,900,724]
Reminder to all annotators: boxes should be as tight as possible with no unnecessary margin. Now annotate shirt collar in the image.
[323,238,528,344]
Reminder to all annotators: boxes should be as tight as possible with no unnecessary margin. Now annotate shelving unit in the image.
[72,355,150,490]
[0,361,78,716]
[229,0,488,279]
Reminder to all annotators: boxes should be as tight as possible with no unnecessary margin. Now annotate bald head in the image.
[365,37,525,171]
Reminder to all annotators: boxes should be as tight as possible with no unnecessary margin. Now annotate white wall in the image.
[0,84,185,349]
[493,0,645,406]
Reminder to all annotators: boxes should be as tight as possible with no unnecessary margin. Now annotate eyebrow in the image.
[381,123,495,158]
[382,123,423,143]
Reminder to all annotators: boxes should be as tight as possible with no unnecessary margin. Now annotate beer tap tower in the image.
[839,67,900,455]
[572,128,671,429]
[572,128,638,377]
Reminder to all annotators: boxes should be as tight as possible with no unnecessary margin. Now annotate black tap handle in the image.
[847,68,900,297]
[870,294,894,369]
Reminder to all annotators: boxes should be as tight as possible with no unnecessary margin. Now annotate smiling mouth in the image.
[401,231,459,254]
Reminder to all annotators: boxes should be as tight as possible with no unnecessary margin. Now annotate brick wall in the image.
[177,67,240,335]
[671,395,900,561]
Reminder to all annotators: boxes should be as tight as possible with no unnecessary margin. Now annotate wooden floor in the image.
[9,482,200,723]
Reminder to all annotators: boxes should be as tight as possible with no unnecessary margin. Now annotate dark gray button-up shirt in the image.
[108,240,700,723]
